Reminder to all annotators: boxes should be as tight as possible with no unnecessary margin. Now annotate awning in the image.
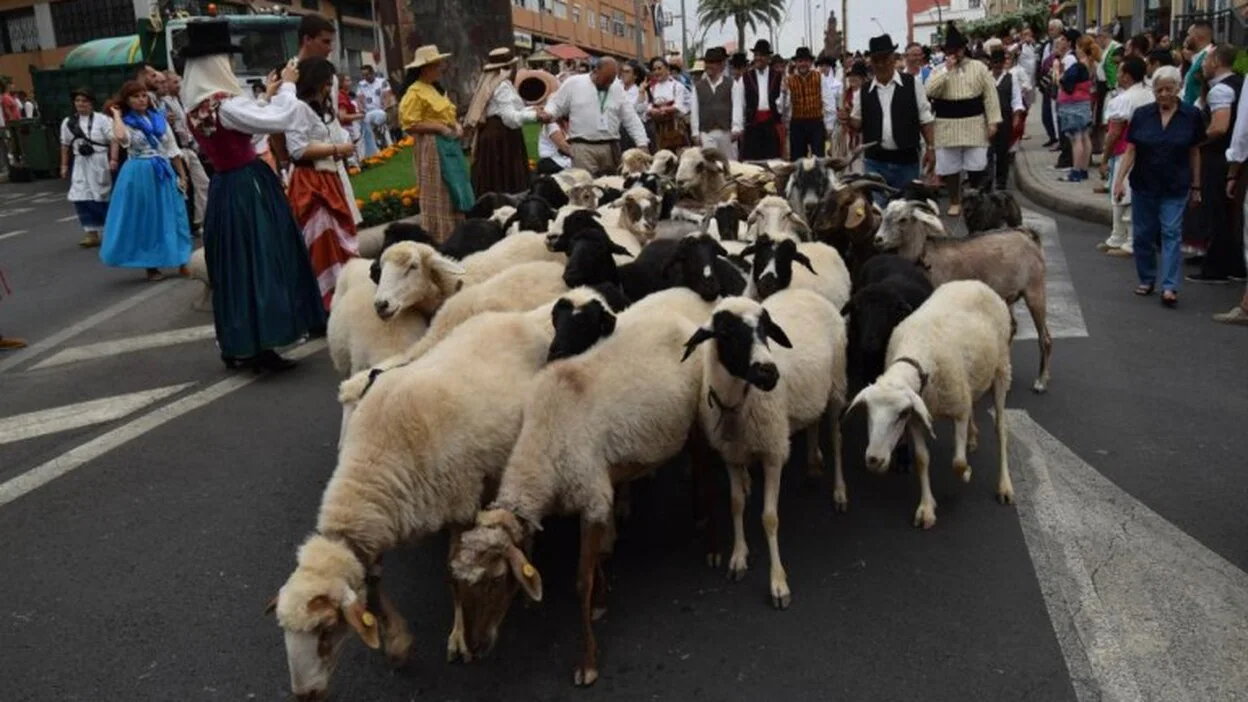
[526,49,559,63]
[547,43,590,61]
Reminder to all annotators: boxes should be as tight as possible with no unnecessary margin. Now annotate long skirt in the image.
[415,133,462,243]
[471,116,530,196]
[100,157,191,269]
[288,166,359,311]
[204,159,325,360]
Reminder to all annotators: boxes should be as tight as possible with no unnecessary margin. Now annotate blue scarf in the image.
[122,108,175,181]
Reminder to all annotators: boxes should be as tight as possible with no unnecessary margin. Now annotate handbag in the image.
[435,134,475,213]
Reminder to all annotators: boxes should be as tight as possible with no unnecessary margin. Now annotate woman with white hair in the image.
[180,20,325,371]
[1112,65,1205,308]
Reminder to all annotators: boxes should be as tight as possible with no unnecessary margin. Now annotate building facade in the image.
[908,0,986,46]
[510,0,664,62]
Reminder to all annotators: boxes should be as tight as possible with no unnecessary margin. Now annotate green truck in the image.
[6,12,299,178]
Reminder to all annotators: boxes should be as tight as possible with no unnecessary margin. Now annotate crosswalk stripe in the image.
[1013,210,1088,341]
[0,207,33,218]
[30,325,217,370]
[57,214,79,222]
[1007,409,1248,701]
[0,383,194,446]
[0,230,29,241]
[0,339,326,508]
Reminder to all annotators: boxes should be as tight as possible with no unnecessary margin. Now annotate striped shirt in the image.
[924,59,1002,148]
[786,71,824,121]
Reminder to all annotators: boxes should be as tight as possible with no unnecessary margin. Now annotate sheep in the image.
[873,198,1052,393]
[592,174,626,191]
[745,195,811,243]
[466,192,521,220]
[810,180,895,275]
[617,232,748,303]
[622,171,677,219]
[527,176,569,209]
[567,182,601,209]
[501,195,557,234]
[271,288,614,701]
[674,147,734,208]
[441,218,505,261]
[841,254,934,383]
[845,279,1014,529]
[447,296,712,685]
[682,290,848,609]
[546,282,630,361]
[550,207,642,262]
[648,148,679,177]
[963,188,1023,234]
[701,197,748,241]
[619,147,653,175]
[741,235,851,308]
[604,186,661,244]
[356,217,435,259]
[456,231,566,288]
[552,168,594,193]
[728,160,781,207]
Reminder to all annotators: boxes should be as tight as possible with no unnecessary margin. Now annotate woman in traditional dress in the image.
[646,57,691,152]
[466,47,537,195]
[180,19,325,371]
[99,80,191,282]
[399,45,474,242]
[285,57,359,311]
[59,88,116,248]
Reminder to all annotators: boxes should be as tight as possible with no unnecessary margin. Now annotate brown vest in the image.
[695,76,734,132]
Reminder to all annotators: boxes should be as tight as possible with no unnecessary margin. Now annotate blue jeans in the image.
[863,159,921,205]
[360,109,391,158]
[1131,191,1185,293]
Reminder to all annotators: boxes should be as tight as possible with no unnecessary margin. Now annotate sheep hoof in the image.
[832,489,849,513]
[573,666,599,687]
[592,606,608,622]
[953,460,972,483]
[770,584,791,610]
[913,504,937,530]
[705,552,722,568]
[1031,378,1048,394]
[997,487,1015,505]
[727,554,749,582]
[446,630,471,663]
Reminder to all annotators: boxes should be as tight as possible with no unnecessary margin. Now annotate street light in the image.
[869,16,887,35]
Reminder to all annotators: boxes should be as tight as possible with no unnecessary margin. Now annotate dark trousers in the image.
[1200,150,1248,279]
[991,125,1012,190]
[788,118,826,159]
[535,157,565,175]
[1041,93,1057,142]
[742,120,781,159]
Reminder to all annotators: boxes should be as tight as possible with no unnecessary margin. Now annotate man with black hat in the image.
[988,47,1025,190]
[925,21,1002,216]
[851,34,935,195]
[740,39,785,159]
[690,46,744,159]
[730,51,749,82]
[779,47,830,158]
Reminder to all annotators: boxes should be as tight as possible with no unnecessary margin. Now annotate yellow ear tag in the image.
[854,205,865,218]
[522,563,536,578]
[361,611,376,627]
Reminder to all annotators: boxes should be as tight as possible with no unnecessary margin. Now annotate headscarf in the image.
[122,108,168,151]
[465,65,509,132]
[181,54,243,109]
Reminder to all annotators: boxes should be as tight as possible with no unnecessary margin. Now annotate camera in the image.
[77,142,95,157]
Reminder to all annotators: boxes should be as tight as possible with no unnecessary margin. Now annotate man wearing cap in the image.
[690,47,744,159]
[466,47,538,195]
[852,34,935,195]
[925,21,1002,216]
[538,57,648,175]
[779,47,831,158]
[740,39,785,159]
[357,64,393,158]
[988,47,1025,190]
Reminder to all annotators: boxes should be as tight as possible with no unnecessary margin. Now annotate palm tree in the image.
[696,0,788,52]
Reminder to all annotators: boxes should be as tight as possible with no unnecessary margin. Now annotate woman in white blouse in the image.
[465,47,538,195]
[284,56,360,312]
[647,57,691,151]
[620,60,648,149]
[59,88,116,248]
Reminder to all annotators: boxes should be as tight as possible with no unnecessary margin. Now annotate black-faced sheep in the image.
[502,196,558,235]
[466,192,521,220]
[873,198,1052,392]
[962,188,1023,234]
[846,280,1014,529]
[741,235,851,307]
[841,254,934,383]
[701,198,748,241]
[527,176,569,209]
[618,233,747,302]
[441,219,505,261]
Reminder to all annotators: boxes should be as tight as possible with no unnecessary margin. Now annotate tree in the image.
[696,0,788,53]
[406,0,514,110]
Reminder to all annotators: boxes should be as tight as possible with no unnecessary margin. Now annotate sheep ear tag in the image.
[506,544,544,602]
[845,201,868,229]
[343,598,382,650]
[681,327,715,362]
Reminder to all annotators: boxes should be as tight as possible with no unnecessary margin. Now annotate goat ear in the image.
[343,596,382,650]
[845,200,868,230]
[792,250,816,274]
[843,386,870,420]
[681,326,715,361]
[608,241,634,257]
[787,211,812,236]
[760,310,792,348]
[368,259,382,285]
[906,387,935,438]
[506,544,543,602]
[550,297,573,327]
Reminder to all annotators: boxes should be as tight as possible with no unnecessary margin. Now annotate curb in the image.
[1014,147,1112,227]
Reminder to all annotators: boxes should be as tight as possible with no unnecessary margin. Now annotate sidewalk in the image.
[1013,108,1112,226]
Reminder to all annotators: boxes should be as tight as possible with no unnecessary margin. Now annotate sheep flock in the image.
[271,149,1054,699]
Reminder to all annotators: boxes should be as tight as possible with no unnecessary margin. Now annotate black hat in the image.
[752,39,773,55]
[729,51,748,68]
[704,46,728,63]
[179,19,241,59]
[815,54,834,67]
[988,48,1006,64]
[793,47,815,61]
[868,34,898,56]
[848,61,869,78]
[943,21,967,50]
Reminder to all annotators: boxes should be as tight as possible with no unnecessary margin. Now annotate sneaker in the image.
[1186,273,1231,284]
[1107,247,1133,258]
[78,232,101,248]
[1212,306,1248,325]
[0,336,28,351]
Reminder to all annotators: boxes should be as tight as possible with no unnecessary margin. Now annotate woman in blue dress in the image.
[99,80,192,281]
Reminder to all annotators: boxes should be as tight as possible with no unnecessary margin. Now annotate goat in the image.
[674,147,734,208]
[963,188,1023,234]
[745,195,811,243]
[619,147,654,175]
[701,197,749,241]
[810,180,895,275]
[648,149,679,177]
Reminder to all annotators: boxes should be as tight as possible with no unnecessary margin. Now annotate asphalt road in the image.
[0,177,1245,702]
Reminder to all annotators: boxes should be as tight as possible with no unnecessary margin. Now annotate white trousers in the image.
[934,146,988,176]
[1104,154,1133,252]
[699,130,736,160]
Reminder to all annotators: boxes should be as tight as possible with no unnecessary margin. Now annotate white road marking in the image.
[1013,210,1088,340]
[0,230,29,241]
[0,339,326,508]
[30,325,216,370]
[1008,409,1248,702]
[0,207,33,218]
[0,383,194,446]
[31,197,63,205]
[0,281,187,376]
[57,214,79,222]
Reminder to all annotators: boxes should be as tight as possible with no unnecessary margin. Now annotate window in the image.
[525,0,539,9]
[0,8,37,53]
[514,0,525,6]
[968,0,981,7]
[541,0,553,14]
[587,10,595,29]
[626,23,635,39]
[335,0,374,18]
[612,10,625,36]
[50,0,133,47]
[572,3,581,24]
[301,0,321,10]
[554,0,568,18]
[600,14,609,31]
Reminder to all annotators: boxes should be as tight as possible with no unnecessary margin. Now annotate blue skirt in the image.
[100,157,191,269]
[204,159,326,359]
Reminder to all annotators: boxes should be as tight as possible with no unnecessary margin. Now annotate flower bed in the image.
[355,187,420,228]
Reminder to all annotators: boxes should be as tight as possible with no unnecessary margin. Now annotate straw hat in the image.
[406,44,451,69]
[483,47,519,71]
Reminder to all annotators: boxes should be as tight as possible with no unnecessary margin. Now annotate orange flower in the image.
[347,167,361,175]
[401,197,413,207]
[355,198,365,208]
[369,192,382,202]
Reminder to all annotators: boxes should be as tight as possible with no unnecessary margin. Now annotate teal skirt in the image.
[203,159,326,360]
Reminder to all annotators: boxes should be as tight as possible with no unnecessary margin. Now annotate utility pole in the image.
[805,0,812,48]
[634,0,645,60]
[679,0,689,62]
[841,0,847,55]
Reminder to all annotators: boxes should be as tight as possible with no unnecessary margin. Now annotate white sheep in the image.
[745,195,810,243]
[742,235,851,308]
[648,149,679,177]
[619,148,653,175]
[272,288,612,701]
[674,147,734,209]
[846,279,1014,530]
[682,290,848,609]
[457,231,566,287]
[446,299,711,686]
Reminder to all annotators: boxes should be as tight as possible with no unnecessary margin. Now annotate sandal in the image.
[1134,284,1154,296]
[1161,291,1178,308]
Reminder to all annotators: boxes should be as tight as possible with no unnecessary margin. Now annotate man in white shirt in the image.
[1017,27,1038,88]
[851,34,935,198]
[690,47,744,159]
[1218,46,1248,323]
[989,48,1024,190]
[538,57,649,175]
[356,64,393,158]
[1099,56,1154,258]
[817,54,842,154]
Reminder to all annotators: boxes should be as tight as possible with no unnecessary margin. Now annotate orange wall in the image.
[513,1,661,60]
[0,47,75,94]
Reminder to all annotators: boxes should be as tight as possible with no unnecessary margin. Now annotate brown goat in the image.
[810,181,892,276]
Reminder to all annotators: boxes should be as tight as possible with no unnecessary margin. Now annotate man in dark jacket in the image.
[740,39,784,159]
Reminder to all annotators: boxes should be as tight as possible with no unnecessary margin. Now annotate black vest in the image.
[1203,73,1243,163]
[862,72,921,164]
[995,72,1013,124]
[743,69,783,124]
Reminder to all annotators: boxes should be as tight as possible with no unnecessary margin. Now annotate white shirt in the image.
[621,83,646,119]
[996,71,1024,113]
[648,77,690,116]
[284,101,336,165]
[1018,42,1038,83]
[59,112,112,202]
[1226,74,1248,162]
[777,69,836,124]
[690,73,744,135]
[538,122,572,168]
[544,74,649,147]
[849,71,934,151]
[752,66,772,112]
[486,79,537,129]
[357,76,390,112]
[1207,73,1237,114]
[1010,65,1033,95]
[821,71,843,130]
[23,100,35,118]
[1105,83,1154,123]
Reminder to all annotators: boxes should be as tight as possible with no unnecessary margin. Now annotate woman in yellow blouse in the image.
[399,45,472,242]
